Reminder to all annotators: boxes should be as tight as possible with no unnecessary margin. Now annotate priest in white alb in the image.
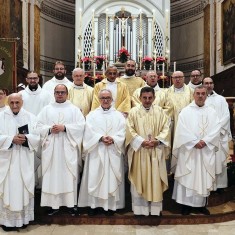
[126,87,171,216]
[78,89,126,216]
[37,84,85,216]
[203,77,232,192]
[0,93,39,231]
[172,86,221,215]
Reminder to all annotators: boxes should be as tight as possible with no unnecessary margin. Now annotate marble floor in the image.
[1,221,235,235]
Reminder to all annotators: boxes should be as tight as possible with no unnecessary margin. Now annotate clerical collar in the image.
[28,85,38,91]
[107,79,117,83]
[73,83,84,89]
[13,112,19,115]
[174,86,184,93]
[123,74,135,79]
[207,91,214,97]
[102,107,111,111]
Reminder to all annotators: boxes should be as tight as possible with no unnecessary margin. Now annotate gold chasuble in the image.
[165,84,194,133]
[91,78,131,113]
[68,83,93,116]
[126,105,171,202]
[119,76,145,96]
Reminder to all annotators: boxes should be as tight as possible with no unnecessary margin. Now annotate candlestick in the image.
[79,8,82,37]
[165,9,169,38]
[91,10,95,48]
[173,61,176,72]
[139,10,142,38]
[152,10,155,51]
[162,63,165,76]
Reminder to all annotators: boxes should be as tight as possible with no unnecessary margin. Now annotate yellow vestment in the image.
[68,83,93,116]
[119,76,145,96]
[126,105,171,202]
[91,78,131,113]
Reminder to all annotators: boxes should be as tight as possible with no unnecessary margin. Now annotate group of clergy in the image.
[0,60,231,231]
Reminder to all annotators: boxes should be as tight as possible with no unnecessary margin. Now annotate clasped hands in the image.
[13,134,26,145]
[194,140,206,149]
[51,124,65,134]
[100,136,114,146]
[141,139,159,149]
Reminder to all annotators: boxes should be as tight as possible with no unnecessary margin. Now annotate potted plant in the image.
[81,57,92,70]
[142,56,153,70]
[118,47,130,63]
[95,56,106,70]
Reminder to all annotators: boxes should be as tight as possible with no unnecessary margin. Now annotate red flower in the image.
[142,56,153,63]
[118,47,130,57]
[156,56,166,63]
[81,57,92,62]
[95,56,106,65]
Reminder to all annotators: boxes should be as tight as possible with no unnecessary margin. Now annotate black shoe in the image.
[216,188,224,194]
[104,210,115,216]
[88,208,97,216]
[47,208,59,216]
[197,207,210,215]
[68,207,79,216]
[1,225,15,232]
[21,225,28,229]
[181,205,191,215]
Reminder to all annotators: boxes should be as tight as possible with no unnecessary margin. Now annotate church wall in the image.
[170,0,204,82]
[40,0,75,83]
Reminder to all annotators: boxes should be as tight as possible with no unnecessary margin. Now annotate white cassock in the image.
[0,107,39,227]
[172,101,221,207]
[78,107,126,211]
[42,77,73,98]
[37,101,85,209]
[19,85,53,188]
[205,91,232,189]
[19,86,53,116]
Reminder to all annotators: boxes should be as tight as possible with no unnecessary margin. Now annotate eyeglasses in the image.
[99,97,112,101]
[107,72,117,75]
[27,77,38,80]
[55,68,65,71]
[172,76,183,79]
[54,91,67,95]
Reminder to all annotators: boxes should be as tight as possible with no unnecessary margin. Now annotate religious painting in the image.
[222,0,235,64]
[0,41,16,92]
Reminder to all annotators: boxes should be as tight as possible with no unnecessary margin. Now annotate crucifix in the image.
[116,7,130,47]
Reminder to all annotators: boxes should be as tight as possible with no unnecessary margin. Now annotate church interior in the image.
[0,0,235,234]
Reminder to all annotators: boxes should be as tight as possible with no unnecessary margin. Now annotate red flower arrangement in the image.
[81,57,92,63]
[142,56,153,63]
[118,47,130,63]
[95,56,106,65]
[156,56,167,63]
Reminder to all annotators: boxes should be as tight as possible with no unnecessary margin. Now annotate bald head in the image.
[171,71,185,89]
[8,93,23,114]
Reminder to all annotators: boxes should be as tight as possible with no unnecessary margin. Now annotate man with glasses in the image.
[78,89,126,216]
[188,70,203,90]
[42,61,72,98]
[132,70,171,115]
[203,77,232,193]
[19,71,52,116]
[119,60,145,96]
[37,84,85,216]
[68,68,93,116]
[91,65,131,117]
[166,71,194,172]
